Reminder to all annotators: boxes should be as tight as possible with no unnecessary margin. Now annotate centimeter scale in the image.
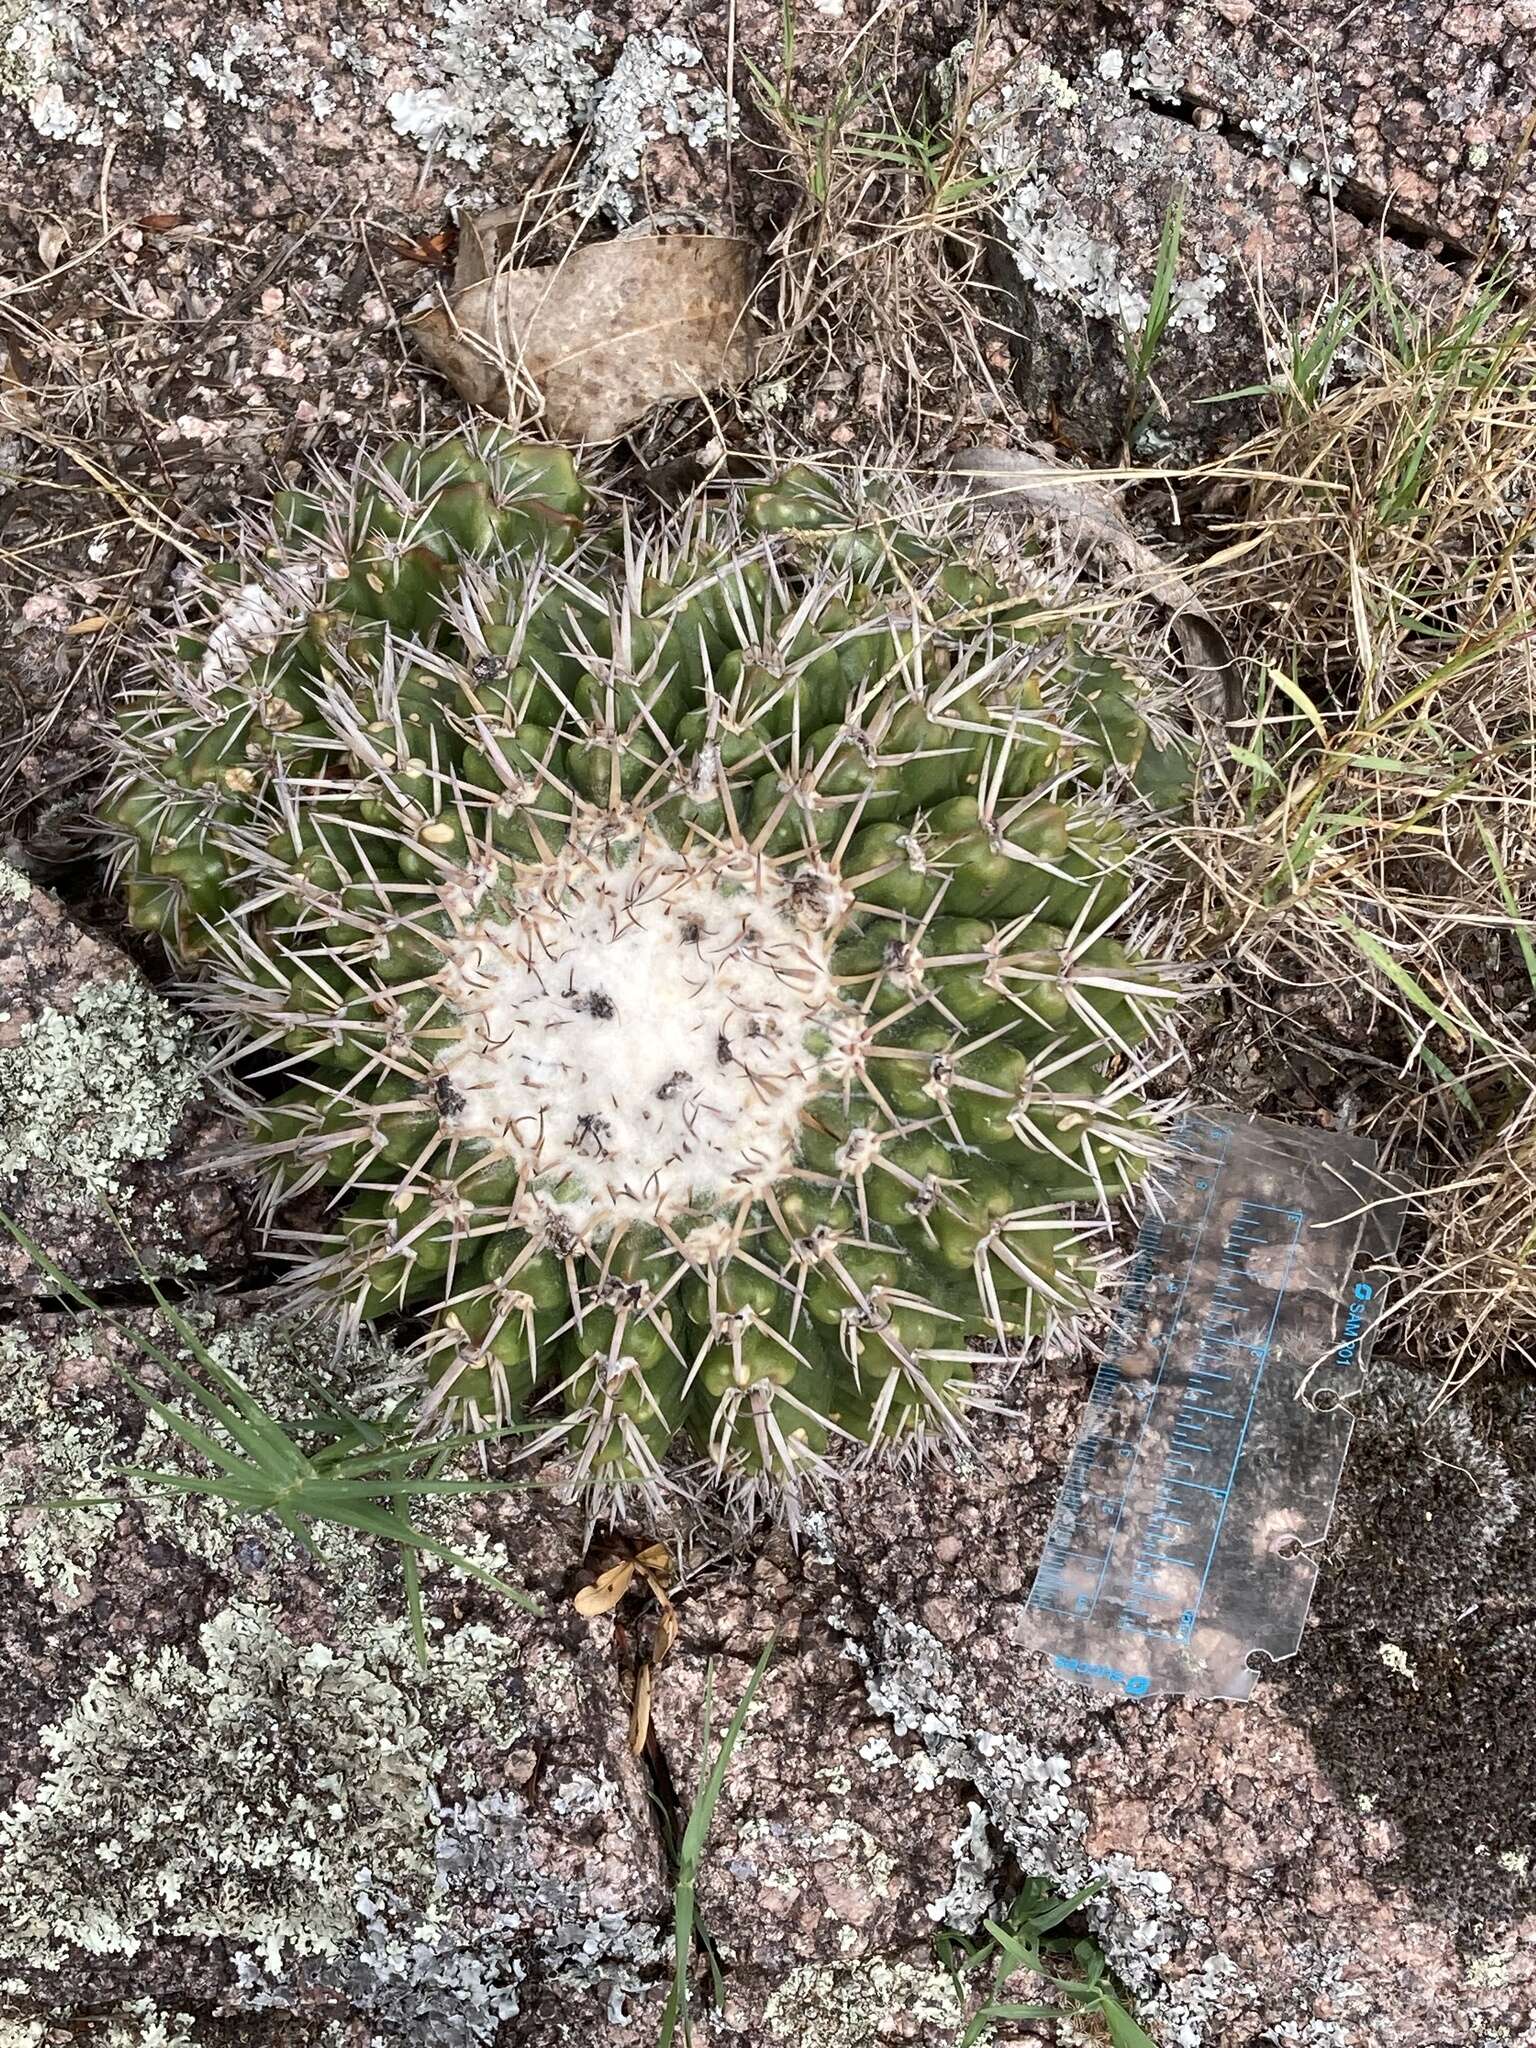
[1023,1111,1406,1700]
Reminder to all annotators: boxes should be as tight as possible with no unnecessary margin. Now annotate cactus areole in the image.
[101,432,1177,1515]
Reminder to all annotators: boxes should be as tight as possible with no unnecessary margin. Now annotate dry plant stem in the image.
[745,22,1024,453]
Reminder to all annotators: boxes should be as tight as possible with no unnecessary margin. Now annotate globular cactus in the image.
[100,429,1180,1518]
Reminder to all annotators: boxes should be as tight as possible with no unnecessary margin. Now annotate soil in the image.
[2,1,1535,2044]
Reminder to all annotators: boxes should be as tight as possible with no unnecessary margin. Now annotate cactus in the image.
[100,430,1179,1518]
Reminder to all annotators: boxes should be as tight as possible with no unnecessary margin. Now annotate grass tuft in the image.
[937,1874,1158,2046]
[1181,268,1536,1392]
[1,1213,542,1651]
[658,1638,775,2048]
[1123,185,1186,447]
[739,17,1021,453]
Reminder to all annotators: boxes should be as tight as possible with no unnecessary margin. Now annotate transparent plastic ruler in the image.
[1022,1111,1406,1701]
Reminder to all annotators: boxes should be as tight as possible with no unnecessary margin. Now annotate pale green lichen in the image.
[761,1959,973,2047]
[730,1810,899,1926]
[341,1782,665,2041]
[0,0,67,104]
[87,2001,198,2048]
[0,0,82,138]
[0,857,30,901]
[386,0,600,169]
[0,1606,662,2041]
[0,978,203,1192]
[850,1609,1247,2048]
[0,1412,662,2042]
[578,33,736,223]
[0,1321,127,1604]
[0,2027,209,2048]
[970,73,1230,341]
[385,10,735,211]
[0,1602,546,1979]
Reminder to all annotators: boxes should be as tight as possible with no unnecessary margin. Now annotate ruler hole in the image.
[1274,1534,1304,1560]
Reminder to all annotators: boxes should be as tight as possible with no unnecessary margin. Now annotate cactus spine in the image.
[101,430,1179,1517]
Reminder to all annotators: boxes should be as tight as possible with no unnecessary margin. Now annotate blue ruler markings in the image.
[1027,1121,1311,1648]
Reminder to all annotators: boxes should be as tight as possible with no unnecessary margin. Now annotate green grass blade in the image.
[1338,916,1502,1059]
[1020,1878,1105,1934]
[107,1376,272,1482]
[660,1638,776,2048]
[1103,1999,1162,2048]
[287,1497,542,1613]
[135,1285,313,1480]
[0,1211,541,1629]
[1473,815,1536,994]
[113,1465,282,1508]
[1128,186,1185,384]
[402,1541,428,1669]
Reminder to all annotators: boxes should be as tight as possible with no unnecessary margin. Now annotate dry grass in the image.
[1180,272,1536,1388]
[0,209,451,847]
[712,13,1024,461]
[1413,1081,1536,1390]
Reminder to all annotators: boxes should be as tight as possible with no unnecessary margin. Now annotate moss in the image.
[0,978,203,1193]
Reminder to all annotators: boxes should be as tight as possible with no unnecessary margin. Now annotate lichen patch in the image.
[578,33,737,224]
[385,0,600,169]
[0,978,203,1194]
[0,1603,441,1971]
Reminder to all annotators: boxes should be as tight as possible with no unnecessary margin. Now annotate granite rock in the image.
[971,35,1476,459]
[0,1304,669,2041]
[647,1357,1536,2046]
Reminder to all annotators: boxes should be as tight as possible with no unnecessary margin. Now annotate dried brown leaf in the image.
[453,204,527,292]
[653,1603,680,1667]
[946,444,1234,719]
[385,227,459,268]
[634,1540,674,1578]
[572,1560,635,1616]
[0,347,36,430]
[36,222,69,270]
[628,1660,653,1754]
[410,234,760,443]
